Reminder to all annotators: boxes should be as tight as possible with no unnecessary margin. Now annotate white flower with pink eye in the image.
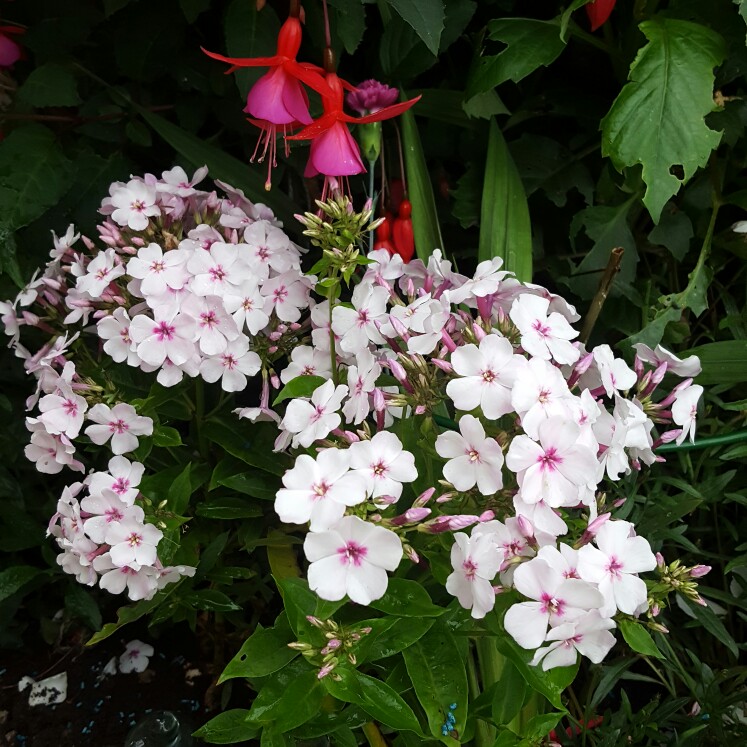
[304,515,402,605]
[342,350,381,425]
[633,343,701,378]
[577,520,656,616]
[119,639,155,673]
[243,219,299,277]
[110,179,160,231]
[530,611,616,670]
[199,337,260,392]
[590,344,637,397]
[435,415,504,496]
[509,294,580,365]
[474,517,535,584]
[506,418,598,508]
[406,298,451,356]
[503,555,604,650]
[94,554,159,600]
[105,518,163,568]
[25,422,83,474]
[513,492,568,540]
[157,165,208,196]
[275,448,368,531]
[38,382,88,439]
[446,530,502,619]
[85,403,153,455]
[446,335,521,419]
[331,282,389,354]
[281,380,348,448]
[97,308,139,365]
[126,243,188,297]
[187,242,250,296]
[76,249,125,298]
[129,310,196,367]
[87,455,145,506]
[280,345,333,385]
[672,383,703,445]
[181,295,240,356]
[348,430,417,501]
[261,271,312,323]
[511,357,574,439]
[224,279,270,335]
[81,489,142,544]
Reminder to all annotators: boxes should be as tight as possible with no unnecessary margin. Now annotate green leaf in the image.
[224,0,280,101]
[182,589,242,612]
[180,0,211,23]
[65,584,102,631]
[492,661,528,725]
[210,456,279,500]
[329,0,366,55]
[167,463,194,515]
[0,565,43,603]
[204,419,291,476]
[250,669,323,731]
[137,109,298,229]
[277,577,317,635]
[735,0,747,43]
[273,375,327,405]
[219,617,297,682]
[369,578,446,617]
[152,425,183,447]
[619,620,665,659]
[523,712,565,741]
[193,709,259,744]
[196,497,263,519]
[386,0,445,55]
[479,118,532,281]
[648,203,694,261]
[0,124,73,231]
[402,620,468,744]
[18,62,81,107]
[678,595,739,657]
[360,616,435,662]
[687,340,747,385]
[400,104,444,261]
[87,585,180,645]
[601,18,726,222]
[324,667,425,735]
[466,19,566,99]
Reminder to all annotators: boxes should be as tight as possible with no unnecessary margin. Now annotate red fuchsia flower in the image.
[287,72,419,198]
[202,7,329,189]
[586,0,616,32]
[0,25,23,68]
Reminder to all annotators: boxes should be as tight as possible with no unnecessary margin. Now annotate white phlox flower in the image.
[85,403,153,455]
[509,294,580,365]
[348,430,417,501]
[446,530,502,619]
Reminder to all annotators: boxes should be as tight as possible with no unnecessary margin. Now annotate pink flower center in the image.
[273,286,288,303]
[257,246,270,261]
[481,369,496,383]
[532,319,551,337]
[105,507,124,523]
[62,398,79,416]
[222,354,237,370]
[467,448,481,463]
[151,260,165,273]
[242,298,254,311]
[209,265,226,282]
[95,268,110,281]
[606,556,624,578]
[108,419,129,434]
[126,532,143,548]
[302,365,315,376]
[312,481,330,498]
[537,447,561,471]
[372,461,387,477]
[462,558,478,581]
[310,405,326,423]
[540,593,565,617]
[337,541,368,567]
[357,309,370,326]
[131,200,146,213]
[200,310,218,328]
[538,388,550,404]
[112,477,131,495]
[154,321,175,341]
[120,328,132,344]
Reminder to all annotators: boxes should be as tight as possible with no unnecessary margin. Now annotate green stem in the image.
[658,428,747,452]
[467,645,495,747]
[362,722,387,747]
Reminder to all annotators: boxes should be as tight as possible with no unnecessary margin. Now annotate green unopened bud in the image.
[357,122,383,162]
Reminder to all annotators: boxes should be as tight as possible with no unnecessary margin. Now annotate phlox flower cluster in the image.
[1,166,312,599]
[268,246,704,670]
[47,456,194,601]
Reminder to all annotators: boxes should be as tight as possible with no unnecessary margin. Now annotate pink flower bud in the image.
[387,357,408,384]
[414,487,435,507]
[268,345,278,354]
[656,552,665,569]
[306,615,324,627]
[317,663,335,679]
[270,374,280,389]
[435,493,455,504]
[690,564,711,579]
[478,510,495,523]
[405,545,420,563]
[587,512,611,535]
[414,404,426,415]
[516,515,534,539]
[431,358,453,373]
[131,236,146,247]
[372,388,385,412]
[375,494,399,506]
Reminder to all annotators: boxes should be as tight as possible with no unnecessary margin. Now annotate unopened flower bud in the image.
[690,564,711,579]
[431,358,453,373]
[414,488,435,507]
[656,552,665,570]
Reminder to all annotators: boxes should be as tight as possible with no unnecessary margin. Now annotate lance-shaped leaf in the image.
[601,18,726,223]
[386,0,445,55]
[400,104,445,261]
[479,118,532,281]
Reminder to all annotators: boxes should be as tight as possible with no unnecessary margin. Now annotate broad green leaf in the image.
[245,659,315,722]
[219,616,297,682]
[601,18,726,222]
[87,584,181,645]
[479,118,532,281]
[261,728,294,746]
[492,661,528,725]
[619,620,665,659]
[0,124,73,230]
[621,306,682,351]
[369,578,446,617]
[18,62,81,107]
[138,109,298,229]
[648,203,694,261]
[250,670,323,731]
[224,0,280,101]
[409,89,478,129]
[466,19,566,99]
[210,456,279,500]
[400,104,445,261]
[0,565,43,603]
[324,667,426,735]
[360,616,435,662]
[193,709,259,744]
[523,712,565,741]
[736,0,747,42]
[386,0,445,55]
[329,0,366,55]
[204,418,291,476]
[273,375,327,405]
[277,577,317,635]
[195,497,263,519]
[182,589,241,612]
[402,620,468,744]
[152,425,183,447]
[65,584,102,631]
[452,161,481,229]
[560,0,593,40]
[167,463,193,514]
[686,340,747,385]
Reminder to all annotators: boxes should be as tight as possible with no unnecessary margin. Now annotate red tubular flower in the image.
[287,72,419,197]
[392,199,414,262]
[0,25,23,69]
[202,11,329,189]
[586,0,616,32]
